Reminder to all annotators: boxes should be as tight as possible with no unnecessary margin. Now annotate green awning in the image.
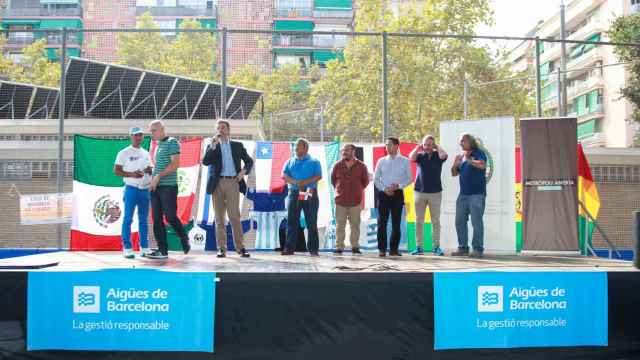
[39,19,83,29]
[583,33,601,52]
[577,119,596,139]
[587,90,600,113]
[273,20,314,32]
[273,48,312,55]
[40,0,80,3]
[540,61,550,81]
[570,44,584,59]
[1,19,41,26]
[541,82,558,100]
[312,50,338,64]
[314,0,352,9]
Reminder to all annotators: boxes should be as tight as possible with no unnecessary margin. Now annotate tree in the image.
[608,13,640,144]
[229,63,319,115]
[159,19,217,81]
[0,38,60,87]
[117,13,217,80]
[117,12,166,70]
[16,39,61,87]
[308,0,533,142]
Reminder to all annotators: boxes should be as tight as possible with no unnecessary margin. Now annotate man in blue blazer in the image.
[202,120,254,258]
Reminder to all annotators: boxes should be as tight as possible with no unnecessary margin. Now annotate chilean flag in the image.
[254,142,291,193]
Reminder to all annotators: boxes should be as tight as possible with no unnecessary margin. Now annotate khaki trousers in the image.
[414,191,442,248]
[213,178,245,251]
[335,204,362,250]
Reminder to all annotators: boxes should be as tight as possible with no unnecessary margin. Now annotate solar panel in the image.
[64,57,262,120]
[0,81,58,120]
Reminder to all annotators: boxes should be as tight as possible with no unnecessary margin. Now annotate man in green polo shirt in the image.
[146,120,190,259]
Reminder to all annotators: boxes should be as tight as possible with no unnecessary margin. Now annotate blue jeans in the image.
[285,190,319,252]
[122,185,150,250]
[455,194,485,253]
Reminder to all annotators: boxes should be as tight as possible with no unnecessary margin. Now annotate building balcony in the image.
[568,103,604,122]
[135,5,216,17]
[6,33,81,46]
[313,35,348,49]
[567,18,605,44]
[567,75,603,100]
[0,6,82,17]
[567,47,602,71]
[274,7,313,18]
[313,9,353,18]
[273,34,313,48]
[579,132,606,147]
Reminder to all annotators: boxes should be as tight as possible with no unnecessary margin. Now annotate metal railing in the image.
[135,5,216,17]
[0,6,82,17]
[274,7,313,18]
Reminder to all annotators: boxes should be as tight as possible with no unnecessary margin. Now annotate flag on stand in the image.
[70,135,151,250]
[578,144,600,253]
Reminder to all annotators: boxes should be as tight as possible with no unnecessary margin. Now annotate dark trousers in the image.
[151,185,189,254]
[377,190,404,253]
[285,190,319,252]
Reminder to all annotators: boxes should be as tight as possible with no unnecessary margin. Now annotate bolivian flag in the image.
[578,144,600,253]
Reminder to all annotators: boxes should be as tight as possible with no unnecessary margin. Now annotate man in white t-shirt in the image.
[114,127,153,258]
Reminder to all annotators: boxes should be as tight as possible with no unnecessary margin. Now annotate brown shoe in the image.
[281,249,294,255]
[379,251,386,257]
[451,249,470,257]
[389,251,402,257]
[352,248,362,255]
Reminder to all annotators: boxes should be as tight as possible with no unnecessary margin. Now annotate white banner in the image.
[20,193,72,225]
[439,118,516,254]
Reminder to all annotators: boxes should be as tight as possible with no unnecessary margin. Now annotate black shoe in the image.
[146,250,168,260]
[451,249,470,257]
[309,251,319,257]
[217,250,226,258]
[238,248,250,258]
[352,248,362,255]
[183,243,191,255]
[281,249,294,255]
[469,251,483,258]
[333,249,343,255]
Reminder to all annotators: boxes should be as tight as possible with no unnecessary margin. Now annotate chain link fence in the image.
[0,22,637,249]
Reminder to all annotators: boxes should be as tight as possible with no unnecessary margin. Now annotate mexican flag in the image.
[70,135,151,250]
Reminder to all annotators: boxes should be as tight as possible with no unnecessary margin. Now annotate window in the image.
[154,20,177,37]
[275,54,310,69]
[8,25,34,45]
[7,52,24,64]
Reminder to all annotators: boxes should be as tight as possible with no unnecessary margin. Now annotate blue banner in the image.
[28,269,215,352]
[434,272,607,350]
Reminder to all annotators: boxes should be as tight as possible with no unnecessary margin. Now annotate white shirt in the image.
[114,145,152,189]
[374,154,413,192]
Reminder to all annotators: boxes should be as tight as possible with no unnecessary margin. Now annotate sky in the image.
[477,0,565,50]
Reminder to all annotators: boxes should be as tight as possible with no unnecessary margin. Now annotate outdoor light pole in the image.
[221,27,227,120]
[381,31,389,141]
[463,78,469,120]
[535,36,542,117]
[56,27,67,249]
[560,0,568,117]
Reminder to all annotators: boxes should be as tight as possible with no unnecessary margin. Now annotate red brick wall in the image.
[82,0,137,62]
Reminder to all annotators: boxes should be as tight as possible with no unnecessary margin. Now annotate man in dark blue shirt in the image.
[451,133,487,258]
[409,135,447,256]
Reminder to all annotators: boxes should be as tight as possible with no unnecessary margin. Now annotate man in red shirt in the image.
[331,143,370,254]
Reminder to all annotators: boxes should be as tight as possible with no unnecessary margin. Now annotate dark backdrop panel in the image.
[521,118,578,251]
[1,272,640,359]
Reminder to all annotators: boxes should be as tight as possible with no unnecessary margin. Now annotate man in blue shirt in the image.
[451,133,487,258]
[281,138,322,256]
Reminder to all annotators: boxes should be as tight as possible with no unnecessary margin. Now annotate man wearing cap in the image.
[114,126,153,259]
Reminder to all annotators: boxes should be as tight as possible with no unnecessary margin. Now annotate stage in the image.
[0,251,638,359]
[0,250,635,272]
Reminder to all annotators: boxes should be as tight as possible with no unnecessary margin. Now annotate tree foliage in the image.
[309,0,533,142]
[0,38,60,88]
[117,12,217,80]
[609,13,640,144]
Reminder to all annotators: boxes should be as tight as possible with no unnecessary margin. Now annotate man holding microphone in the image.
[202,120,254,258]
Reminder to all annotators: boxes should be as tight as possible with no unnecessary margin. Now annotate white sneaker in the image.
[139,248,151,258]
[122,248,135,259]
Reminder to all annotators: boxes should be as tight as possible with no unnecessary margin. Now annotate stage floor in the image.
[0,250,634,272]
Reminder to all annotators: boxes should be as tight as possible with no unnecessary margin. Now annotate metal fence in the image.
[0,26,638,249]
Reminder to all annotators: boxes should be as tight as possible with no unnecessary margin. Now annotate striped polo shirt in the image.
[153,137,180,186]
